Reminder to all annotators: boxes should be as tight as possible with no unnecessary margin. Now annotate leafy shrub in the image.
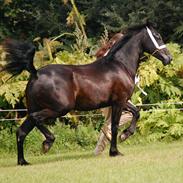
[75,124,98,148]
[129,43,183,143]
[0,127,17,154]
[137,109,183,142]
[0,123,99,156]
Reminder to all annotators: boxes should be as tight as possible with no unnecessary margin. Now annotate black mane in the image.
[105,34,132,60]
[105,21,156,60]
[125,21,155,32]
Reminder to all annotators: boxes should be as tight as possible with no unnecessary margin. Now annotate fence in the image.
[0,102,183,121]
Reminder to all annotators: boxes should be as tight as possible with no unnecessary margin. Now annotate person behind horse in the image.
[94,32,134,155]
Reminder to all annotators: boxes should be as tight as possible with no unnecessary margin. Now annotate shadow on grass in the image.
[0,150,100,168]
[32,151,98,165]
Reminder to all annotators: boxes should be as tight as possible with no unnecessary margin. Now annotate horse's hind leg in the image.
[30,108,62,122]
[36,124,55,153]
[30,109,62,153]
[16,118,35,165]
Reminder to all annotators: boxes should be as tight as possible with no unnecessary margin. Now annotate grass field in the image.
[0,141,183,183]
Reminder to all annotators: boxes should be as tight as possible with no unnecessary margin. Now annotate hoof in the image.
[42,141,52,154]
[18,159,30,166]
[109,150,124,157]
[119,133,127,142]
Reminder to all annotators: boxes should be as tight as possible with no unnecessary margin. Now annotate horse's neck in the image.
[114,36,143,79]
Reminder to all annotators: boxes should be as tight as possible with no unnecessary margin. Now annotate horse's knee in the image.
[16,120,35,142]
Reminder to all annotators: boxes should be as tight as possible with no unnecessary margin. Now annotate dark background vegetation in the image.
[0,0,183,44]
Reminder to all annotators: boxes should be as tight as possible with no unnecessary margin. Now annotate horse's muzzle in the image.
[162,54,172,66]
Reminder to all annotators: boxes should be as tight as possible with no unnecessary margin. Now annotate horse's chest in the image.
[111,78,134,101]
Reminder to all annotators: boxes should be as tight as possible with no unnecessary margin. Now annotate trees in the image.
[79,0,183,45]
[0,0,182,45]
[0,0,70,40]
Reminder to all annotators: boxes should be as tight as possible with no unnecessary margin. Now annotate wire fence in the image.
[0,102,183,121]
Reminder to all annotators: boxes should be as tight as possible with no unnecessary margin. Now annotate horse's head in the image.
[142,24,172,65]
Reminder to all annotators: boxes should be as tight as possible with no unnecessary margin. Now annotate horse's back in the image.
[26,61,134,113]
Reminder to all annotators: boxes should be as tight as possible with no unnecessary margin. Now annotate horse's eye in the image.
[153,33,161,39]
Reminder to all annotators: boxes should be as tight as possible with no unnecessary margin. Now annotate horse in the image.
[2,22,172,165]
[94,32,133,155]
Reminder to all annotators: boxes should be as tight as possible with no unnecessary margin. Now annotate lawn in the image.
[0,141,183,183]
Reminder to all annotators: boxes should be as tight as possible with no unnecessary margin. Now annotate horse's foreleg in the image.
[36,124,55,153]
[16,118,35,165]
[120,101,140,141]
[109,104,123,157]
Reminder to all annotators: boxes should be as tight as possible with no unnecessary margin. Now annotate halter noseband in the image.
[146,26,166,50]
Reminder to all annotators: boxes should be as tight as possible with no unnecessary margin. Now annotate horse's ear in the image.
[145,19,157,28]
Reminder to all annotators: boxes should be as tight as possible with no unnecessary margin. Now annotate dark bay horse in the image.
[2,22,172,165]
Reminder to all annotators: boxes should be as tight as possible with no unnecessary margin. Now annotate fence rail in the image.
[0,102,183,121]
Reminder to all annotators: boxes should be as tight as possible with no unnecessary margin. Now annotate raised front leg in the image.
[109,104,123,157]
[120,101,140,141]
[16,118,35,165]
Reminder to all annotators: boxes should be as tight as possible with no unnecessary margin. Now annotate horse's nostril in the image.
[169,55,173,61]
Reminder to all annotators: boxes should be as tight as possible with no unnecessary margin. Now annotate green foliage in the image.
[75,124,98,148]
[0,0,70,40]
[175,24,183,41]
[129,43,183,143]
[55,50,95,65]
[137,109,183,142]
[1,0,183,45]
[0,123,99,155]
[134,43,183,104]
[0,126,17,154]
[0,80,27,107]
[76,0,183,45]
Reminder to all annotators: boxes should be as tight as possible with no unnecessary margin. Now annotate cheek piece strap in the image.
[146,26,166,50]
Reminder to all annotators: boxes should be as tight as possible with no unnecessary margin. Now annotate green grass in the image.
[0,141,183,183]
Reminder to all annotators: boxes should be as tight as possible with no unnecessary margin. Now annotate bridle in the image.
[146,26,166,49]
[140,26,166,61]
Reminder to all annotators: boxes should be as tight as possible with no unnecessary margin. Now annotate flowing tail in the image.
[2,39,37,77]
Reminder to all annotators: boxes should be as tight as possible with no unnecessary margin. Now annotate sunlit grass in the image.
[0,142,183,183]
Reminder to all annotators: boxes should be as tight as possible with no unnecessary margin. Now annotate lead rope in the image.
[135,75,147,96]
